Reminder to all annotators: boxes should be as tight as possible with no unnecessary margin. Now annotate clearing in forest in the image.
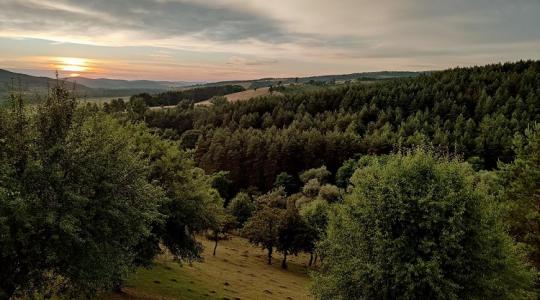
[104,236,312,300]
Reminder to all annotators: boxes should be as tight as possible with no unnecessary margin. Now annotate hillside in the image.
[64,77,197,90]
[0,69,179,101]
[196,86,282,106]
[104,236,311,300]
[144,61,540,191]
[197,71,422,89]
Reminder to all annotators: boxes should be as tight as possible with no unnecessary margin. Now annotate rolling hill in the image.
[0,69,192,102]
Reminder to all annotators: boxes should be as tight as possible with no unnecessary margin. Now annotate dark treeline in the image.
[132,84,245,107]
[141,61,540,193]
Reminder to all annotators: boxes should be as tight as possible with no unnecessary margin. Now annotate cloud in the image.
[0,0,294,43]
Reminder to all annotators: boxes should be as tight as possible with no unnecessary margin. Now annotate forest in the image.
[141,61,540,192]
[1,61,539,299]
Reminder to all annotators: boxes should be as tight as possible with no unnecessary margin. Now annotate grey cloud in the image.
[0,0,294,43]
[0,0,538,63]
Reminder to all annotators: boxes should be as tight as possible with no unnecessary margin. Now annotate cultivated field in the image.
[104,236,312,300]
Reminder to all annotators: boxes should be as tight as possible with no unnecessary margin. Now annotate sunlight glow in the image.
[59,57,88,72]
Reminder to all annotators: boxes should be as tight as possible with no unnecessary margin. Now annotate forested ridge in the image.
[142,61,540,191]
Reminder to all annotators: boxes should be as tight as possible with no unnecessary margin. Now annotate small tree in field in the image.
[300,199,330,266]
[276,206,313,269]
[312,150,536,300]
[242,206,284,264]
[208,210,237,256]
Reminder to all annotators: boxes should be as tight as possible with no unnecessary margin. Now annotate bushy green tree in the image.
[300,166,331,184]
[274,172,298,195]
[300,199,330,266]
[243,206,284,265]
[227,192,256,226]
[276,206,313,269]
[313,150,536,300]
[0,86,221,298]
[501,123,540,271]
[335,159,359,188]
[0,89,163,298]
[318,184,341,203]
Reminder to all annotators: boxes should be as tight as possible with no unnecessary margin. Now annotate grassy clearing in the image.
[197,87,282,106]
[103,236,313,300]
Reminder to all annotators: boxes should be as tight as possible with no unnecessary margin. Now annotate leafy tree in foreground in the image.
[501,123,540,271]
[312,150,536,300]
[0,89,163,298]
[0,86,222,298]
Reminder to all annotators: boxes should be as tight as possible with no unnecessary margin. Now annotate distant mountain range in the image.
[0,69,197,101]
[63,77,197,90]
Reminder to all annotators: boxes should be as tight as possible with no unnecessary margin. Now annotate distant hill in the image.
[0,68,423,103]
[197,71,423,89]
[64,77,197,90]
[0,69,90,99]
[0,69,192,102]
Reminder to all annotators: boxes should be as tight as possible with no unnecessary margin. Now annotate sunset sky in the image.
[1,0,539,81]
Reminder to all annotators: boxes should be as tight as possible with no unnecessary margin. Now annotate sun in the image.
[59,57,88,72]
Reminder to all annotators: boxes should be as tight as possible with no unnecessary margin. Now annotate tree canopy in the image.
[312,150,536,300]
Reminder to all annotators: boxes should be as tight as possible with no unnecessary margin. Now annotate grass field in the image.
[103,236,313,300]
[197,87,282,106]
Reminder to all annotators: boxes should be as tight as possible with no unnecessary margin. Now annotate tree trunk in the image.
[213,239,218,256]
[267,246,273,265]
[308,252,313,267]
[281,251,288,269]
[313,253,318,266]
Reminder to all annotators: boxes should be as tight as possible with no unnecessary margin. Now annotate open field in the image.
[103,236,313,300]
[197,87,282,106]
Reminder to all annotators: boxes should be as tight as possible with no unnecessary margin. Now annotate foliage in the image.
[500,123,540,270]
[274,171,299,195]
[0,86,221,298]
[299,166,332,184]
[132,85,245,107]
[138,61,540,193]
[317,184,341,203]
[242,205,284,265]
[227,192,256,226]
[302,179,321,198]
[0,89,163,298]
[209,171,234,204]
[312,150,536,300]
[276,206,314,269]
[335,159,359,188]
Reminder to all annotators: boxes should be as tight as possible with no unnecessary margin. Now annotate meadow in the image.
[105,237,312,300]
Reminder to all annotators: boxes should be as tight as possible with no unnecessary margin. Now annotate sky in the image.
[0,0,539,81]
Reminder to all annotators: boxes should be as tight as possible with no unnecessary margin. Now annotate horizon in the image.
[1,1,539,81]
